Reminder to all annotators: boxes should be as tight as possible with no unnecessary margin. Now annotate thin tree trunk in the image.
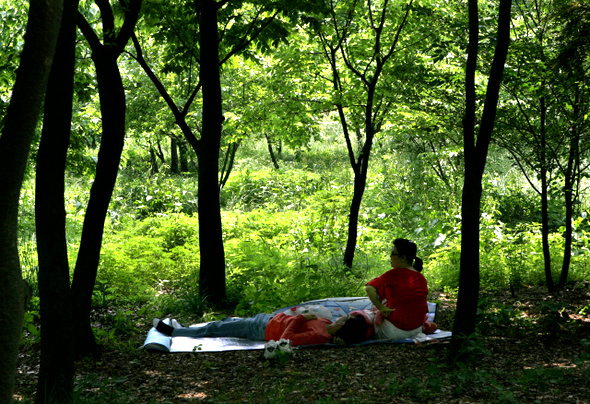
[343,85,376,269]
[156,138,166,165]
[0,0,63,401]
[197,0,226,303]
[560,172,574,289]
[265,133,280,169]
[171,136,179,174]
[559,120,578,289]
[451,0,512,359]
[150,145,159,174]
[336,101,359,269]
[131,1,288,304]
[343,167,368,269]
[452,172,482,344]
[539,96,556,292]
[220,141,239,190]
[71,0,142,357]
[178,139,190,172]
[71,47,126,358]
[35,0,79,402]
[453,0,480,338]
[343,126,375,269]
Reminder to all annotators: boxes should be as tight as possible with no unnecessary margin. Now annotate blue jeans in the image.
[171,313,273,341]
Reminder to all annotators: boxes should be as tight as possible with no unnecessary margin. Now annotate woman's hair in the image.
[334,315,368,345]
[393,238,424,272]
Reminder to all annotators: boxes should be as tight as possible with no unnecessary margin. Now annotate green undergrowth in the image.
[16,141,590,322]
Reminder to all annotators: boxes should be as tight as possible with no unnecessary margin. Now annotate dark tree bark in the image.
[0,0,63,401]
[155,138,166,165]
[178,138,190,172]
[35,0,79,402]
[71,0,142,358]
[220,141,239,190]
[538,96,557,292]
[342,104,376,270]
[265,133,280,169]
[451,0,512,358]
[150,145,160,174]
[558,103,579,289]
[196,0,226,303]
[171,136,179,174]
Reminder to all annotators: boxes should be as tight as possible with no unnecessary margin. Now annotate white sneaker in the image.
[264,340,278,359]
[170,319,183,328]
[277,339,293,354]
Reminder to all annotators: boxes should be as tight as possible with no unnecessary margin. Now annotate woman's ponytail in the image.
[413,257,424,272]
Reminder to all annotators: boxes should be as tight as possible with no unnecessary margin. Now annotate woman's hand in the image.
[366,285,394,317]
[379,306,395,317]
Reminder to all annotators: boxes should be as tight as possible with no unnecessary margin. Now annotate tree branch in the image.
[76,12,102,52]
[115,0,143,51]
[128,33,200,149]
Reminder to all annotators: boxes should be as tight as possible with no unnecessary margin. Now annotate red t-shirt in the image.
[366,267,428,330]
[264,313,332,346]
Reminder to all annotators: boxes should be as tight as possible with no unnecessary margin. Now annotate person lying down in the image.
[153,308,369,346]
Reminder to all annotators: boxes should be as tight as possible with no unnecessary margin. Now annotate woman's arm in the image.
[365,285,395,317]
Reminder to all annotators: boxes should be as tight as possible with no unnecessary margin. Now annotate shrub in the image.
[98,214,200,304]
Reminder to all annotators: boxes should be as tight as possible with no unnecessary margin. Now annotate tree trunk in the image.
[156,138,166,165]
[343,89,376,270]
[197,0,226,304]
[343,125,375,270]
[539,96,556,292]
[71,0,142,357]
[452,172,482,343]
[70,45,126,358]
[560,172,574,289]
[35,0,79,402]
[171,136,179,174]
[150,145,159,174]
[220,141,239,190]
[559,116,578,289]
[452,0,481,349]
[343,166,368,269]
[178,138,190,172]
[0,0,62,401]
[337,100,359,270]
[265,133,280,169]
[451,0,512,359]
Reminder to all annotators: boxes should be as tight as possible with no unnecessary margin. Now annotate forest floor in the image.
[13,284,590,404]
